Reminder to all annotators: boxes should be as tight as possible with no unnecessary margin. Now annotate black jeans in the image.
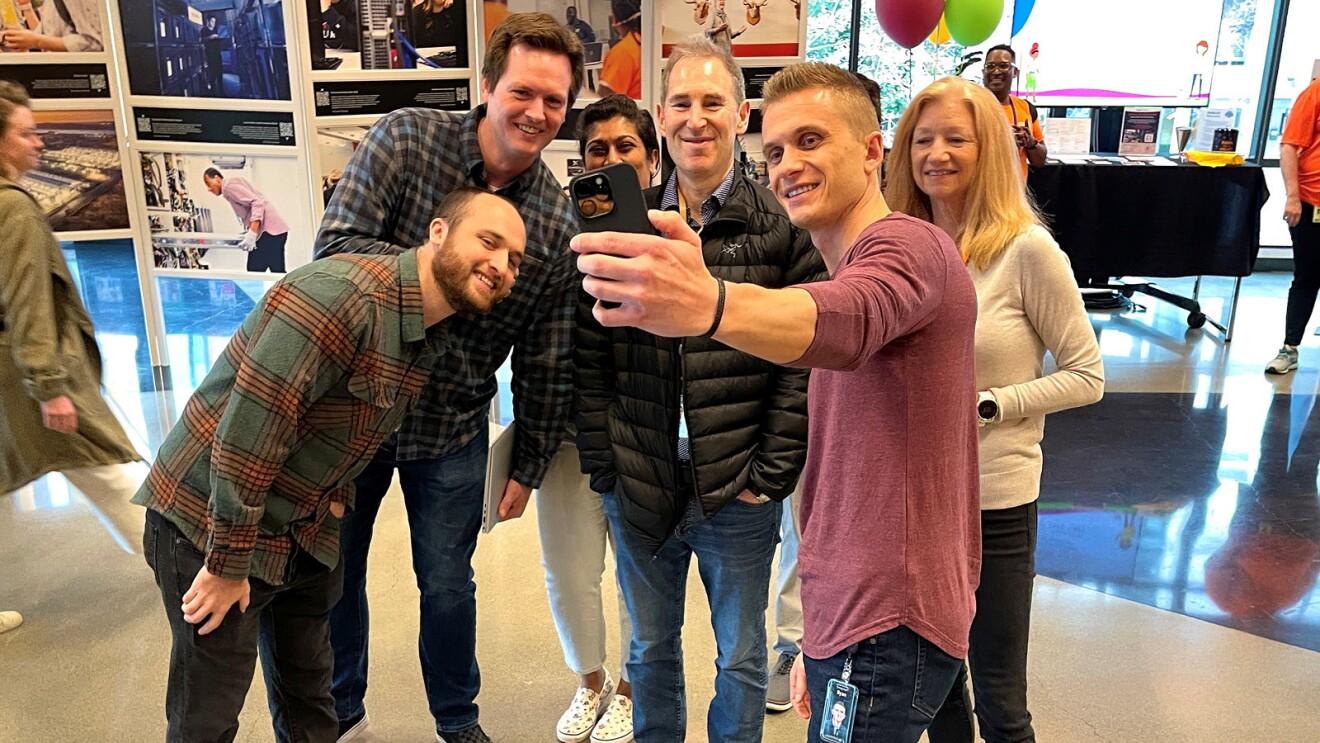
[143,509,343,743]
[928,502,1038,743]
[247,232,288,273]
[804,625,963,743]
[1285,201,1320,347]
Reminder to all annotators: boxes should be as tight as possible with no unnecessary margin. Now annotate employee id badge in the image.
[818,657,860,743]
[1312,206,1320,223]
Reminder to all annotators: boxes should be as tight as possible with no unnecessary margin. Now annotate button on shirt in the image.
[314,106,578,487]
[133,251,447,585]
[659,166,737,460]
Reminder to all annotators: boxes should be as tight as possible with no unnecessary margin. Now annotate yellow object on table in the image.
[1183,151,1246,167]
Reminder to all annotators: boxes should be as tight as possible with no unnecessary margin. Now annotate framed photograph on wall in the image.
[0,0,107,53]
[307,0,471,72]
[21,109,131,232]
[139,150,311,275]
[118,0,291,100]
[659,0,802,60]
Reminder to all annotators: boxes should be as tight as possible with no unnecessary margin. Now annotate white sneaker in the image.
[557,671,616,743]
[590,694,634,743]
[0,611,22,634]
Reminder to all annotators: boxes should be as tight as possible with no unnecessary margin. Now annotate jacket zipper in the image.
[677,339,700,507]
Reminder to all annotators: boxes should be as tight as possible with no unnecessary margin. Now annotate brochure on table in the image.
[1118,108,1160,156]
[1045,117,1092,156]
[1190,109,1236,152]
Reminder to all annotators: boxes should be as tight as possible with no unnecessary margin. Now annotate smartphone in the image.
[568,162,654,308]
[569,162,654,235]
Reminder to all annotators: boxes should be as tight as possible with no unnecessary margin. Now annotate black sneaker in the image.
[437,724,493,743]
[338,711,369,741]
[766,651,797,712]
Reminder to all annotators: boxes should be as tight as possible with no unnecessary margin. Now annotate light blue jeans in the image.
[603,489,781,743]
[537,439,632,681]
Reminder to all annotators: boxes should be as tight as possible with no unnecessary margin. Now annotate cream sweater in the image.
[970,225,1105,511]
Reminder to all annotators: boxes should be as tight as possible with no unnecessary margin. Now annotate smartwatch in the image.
[977,391,999,424]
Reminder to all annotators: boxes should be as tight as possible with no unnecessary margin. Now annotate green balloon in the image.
[945,0,1004,47]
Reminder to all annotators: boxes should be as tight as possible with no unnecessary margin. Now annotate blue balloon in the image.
[1011,0,1035,36]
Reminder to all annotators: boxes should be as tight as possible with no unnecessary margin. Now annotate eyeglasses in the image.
[984,62,1015,72]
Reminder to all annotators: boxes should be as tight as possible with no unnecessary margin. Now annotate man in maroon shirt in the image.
[570,62,981,742]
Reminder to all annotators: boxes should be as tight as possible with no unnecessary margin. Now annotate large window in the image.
[806,1,966,142]
[1261,0,1320,160]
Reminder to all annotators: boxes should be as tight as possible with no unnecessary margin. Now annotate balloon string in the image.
[907,48,913,99]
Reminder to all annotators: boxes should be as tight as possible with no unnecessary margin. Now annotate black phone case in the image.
[568,162,655,235]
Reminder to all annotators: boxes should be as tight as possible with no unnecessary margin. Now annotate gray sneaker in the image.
[766,652,796,712]
[1266,346,1299,375]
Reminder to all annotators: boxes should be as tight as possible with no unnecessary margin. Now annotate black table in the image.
[1027,159,1270,339]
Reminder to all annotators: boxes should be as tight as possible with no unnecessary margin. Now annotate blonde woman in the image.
[886,77,1104,743]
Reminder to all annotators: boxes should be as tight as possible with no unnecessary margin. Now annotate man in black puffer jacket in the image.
[574,36,825,743]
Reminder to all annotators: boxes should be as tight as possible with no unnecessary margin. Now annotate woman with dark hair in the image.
[887,76,1104,743]
[0,81,145,635]
[597,0,641,99]
[539,93,658,743]
[577,94,659,186]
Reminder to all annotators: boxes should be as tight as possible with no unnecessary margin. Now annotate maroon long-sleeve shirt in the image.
[790,213,981,659]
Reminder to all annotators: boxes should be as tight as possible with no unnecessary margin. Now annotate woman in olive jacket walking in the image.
[0,81,143,597]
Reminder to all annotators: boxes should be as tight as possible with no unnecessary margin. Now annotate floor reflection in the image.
[1039,391,1320,651]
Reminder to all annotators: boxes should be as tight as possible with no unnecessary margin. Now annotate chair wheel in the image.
[1187,312,1206,329]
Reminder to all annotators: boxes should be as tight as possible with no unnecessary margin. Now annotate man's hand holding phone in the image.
[572,210,720,339]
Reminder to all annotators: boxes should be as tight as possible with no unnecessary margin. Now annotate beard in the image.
[431,236,499,315]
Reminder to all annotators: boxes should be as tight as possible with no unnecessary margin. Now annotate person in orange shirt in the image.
[483,0,509,41]
[597,0,642,99]
[1266,72,1320,375]
[982,44,1047,179]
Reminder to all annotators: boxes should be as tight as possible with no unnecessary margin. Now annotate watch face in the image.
[978,399,998,420]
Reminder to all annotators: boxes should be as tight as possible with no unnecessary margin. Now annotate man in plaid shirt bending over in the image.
[133,189,526,743]
[313,12,583,743]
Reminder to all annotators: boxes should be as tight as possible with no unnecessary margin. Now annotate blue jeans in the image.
[805,626,964,743]
[603,489,781,743]
[330,429,488,733]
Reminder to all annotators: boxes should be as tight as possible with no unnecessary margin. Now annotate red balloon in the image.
[875,0,946,49]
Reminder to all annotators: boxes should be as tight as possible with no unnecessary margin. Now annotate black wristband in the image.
[702,277,726,339]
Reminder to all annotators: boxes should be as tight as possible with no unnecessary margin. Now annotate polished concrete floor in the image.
[3,252,1320,741]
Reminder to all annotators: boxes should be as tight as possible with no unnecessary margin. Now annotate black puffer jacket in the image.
[575,174,826,552]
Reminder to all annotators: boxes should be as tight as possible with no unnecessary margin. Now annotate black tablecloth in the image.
[1027,160,1270,279]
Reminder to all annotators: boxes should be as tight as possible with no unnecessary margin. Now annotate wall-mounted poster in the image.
[660,0,800,59]
[119,0,290,100]
[20,110,129,232]
[480,1,632,101]
[140,151,309,273]
[0,0,105,52]
[307,0,470,71]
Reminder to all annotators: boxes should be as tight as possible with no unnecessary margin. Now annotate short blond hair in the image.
[762,62,879,138]
[885,77,1043,269]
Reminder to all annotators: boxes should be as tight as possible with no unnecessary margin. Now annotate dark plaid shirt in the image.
[315,106,577,486]
[133,252,446,584]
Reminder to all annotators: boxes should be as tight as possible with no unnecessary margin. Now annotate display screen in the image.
[1008,0,1225,107]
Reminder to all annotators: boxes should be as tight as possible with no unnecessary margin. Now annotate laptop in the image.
[482,422,516,533]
